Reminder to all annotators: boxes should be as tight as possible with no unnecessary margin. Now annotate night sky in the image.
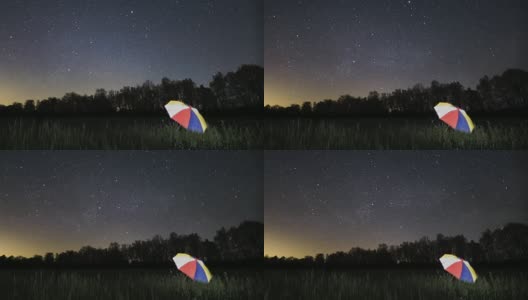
[0,151,262,257]
[265,151,528,258]
[265,0,528,106]
[0,0,262,104]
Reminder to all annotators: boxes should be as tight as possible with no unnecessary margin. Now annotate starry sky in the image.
[0,0,262,105]
[265,0,528,106]
[0,151,262,257]
[265,151,528,258]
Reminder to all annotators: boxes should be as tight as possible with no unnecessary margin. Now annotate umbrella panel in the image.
[180,260,197,278]
[446,261,462,277]
[173,108,191,127]
[441,110,460,128]
[188,112,203,132]
[194,264,209,283]
[460,264,474,282]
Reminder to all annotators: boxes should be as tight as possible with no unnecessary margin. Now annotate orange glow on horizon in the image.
[264,76,378,107]
[0,230,88,258]
[265,229,366,258]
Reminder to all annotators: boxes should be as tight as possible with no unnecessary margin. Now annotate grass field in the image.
[0,117,262,149]
[0,268,262,300]
[263,117,528,149]
[2,116,527,149]
[263,268,528,300]
[3,268,525,300]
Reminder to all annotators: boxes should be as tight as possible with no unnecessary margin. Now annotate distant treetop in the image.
[265,69,528,116]
[0,65,263,115]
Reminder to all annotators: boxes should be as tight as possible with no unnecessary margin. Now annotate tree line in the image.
[0,65,263,116]
[264,223,528,268]
[265,69,528,116]
[0,221,263,268]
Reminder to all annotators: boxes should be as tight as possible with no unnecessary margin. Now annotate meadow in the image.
[0,268,262,300]
[263,117,528,149]
[0,117,263,150]
[263,268,528,300]
[2,116,527,149]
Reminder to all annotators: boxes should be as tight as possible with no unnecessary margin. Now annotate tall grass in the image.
[263,118,528,149]
[263,269,528,300]
[2,117,527,149]
[0,269,262,300]
[0,117,262,149]
[3,268,523,299]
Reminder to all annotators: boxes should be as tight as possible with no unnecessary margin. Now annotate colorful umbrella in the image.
[164,100,207,133]
[434,102,475,133]
[173,253,213,283]
[439,254,478,283]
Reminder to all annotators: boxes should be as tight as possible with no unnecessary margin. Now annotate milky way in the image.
[265,0,528,105]
[265,151,528,257]
[0,151,262,257]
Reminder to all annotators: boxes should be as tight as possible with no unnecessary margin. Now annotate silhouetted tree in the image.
[314,253,325,266]
[23,100,35,113]
[210,72,227,109]
[0,221,262,268]
[1,65,264,115]
[214,221,263,261]
[44,252,54,265]
[300,101,312,114]
[263,223,528,268]
[264,69,528,116]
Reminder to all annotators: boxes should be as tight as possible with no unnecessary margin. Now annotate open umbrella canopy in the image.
[439,254,478,283]
[173,253,213,283]
[164,100,208,133]
[434,102,475,133]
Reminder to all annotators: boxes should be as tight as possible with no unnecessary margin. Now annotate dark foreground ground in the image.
[263,117,528,149]
[0,268,262,300]
[2,116,527,149]
[263,268,528,300]
[2,268,526,299]
[0,116,262,150]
